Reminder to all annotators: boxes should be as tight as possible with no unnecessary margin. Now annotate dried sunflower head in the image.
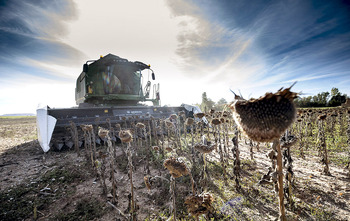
[118,130,133,143]
[80,125,88,132]
[229,87,298,142]
[81,124,93,132]
[211,118,221,125]
[185,192,214,217]
[194,143,215,154]
[185,117,195,126]
[169,114,178,120]
[164,157,189,178]
[178,111,186,116]
[144,176,152,191]
[98,128,109,139]
[165,119,175,128]
[136,122,146,129]
[318,114,327,121]
[194,113,205,119]
[330,112,338,117]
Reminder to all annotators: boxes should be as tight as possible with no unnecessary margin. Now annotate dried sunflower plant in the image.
[229,85,298,221]
[211,117,228,181]
[80,124,94,167]
[231,128,241,190]
[194,136,215,191]
[296,111,305,158]
[164,157,195,221]
[119,129,137,220]
[70,121,80,155]
[317,114,331,175]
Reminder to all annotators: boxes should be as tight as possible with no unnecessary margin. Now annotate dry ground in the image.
[0,117,349,220]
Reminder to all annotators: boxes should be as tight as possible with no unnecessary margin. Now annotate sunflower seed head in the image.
[194,143,215,154]
[118,130,133,143]
[98,128,109,139]
[229,87,298,142]
[211,118,221,125]
[81,124,93,132]
[185,192,214,217]
[170,114,178,120]
[194,112,205,119]
[318,114,327,120]
[164,157,189,178]
[136,122,145,129]
[144,176,152,191]
[185,117,195,126]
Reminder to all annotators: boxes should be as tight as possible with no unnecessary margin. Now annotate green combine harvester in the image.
[37,54,201,152]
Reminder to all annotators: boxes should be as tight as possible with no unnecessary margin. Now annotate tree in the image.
[200,92,215,112]
[329,94,347,107]
[309,92,329,107]
[215,98,228,111]
[331,87,340,97]
[329,87,347,107]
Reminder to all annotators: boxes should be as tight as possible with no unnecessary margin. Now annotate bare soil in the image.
[0,117,349,220]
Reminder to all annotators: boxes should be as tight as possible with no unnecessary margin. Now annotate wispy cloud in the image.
[165,0,350,98]
[0,0,83,81]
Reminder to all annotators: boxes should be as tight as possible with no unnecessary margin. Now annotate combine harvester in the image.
[37,54,201,152]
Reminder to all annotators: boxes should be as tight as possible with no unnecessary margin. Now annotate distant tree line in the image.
[294,87,348,108]
[198,88,348,111]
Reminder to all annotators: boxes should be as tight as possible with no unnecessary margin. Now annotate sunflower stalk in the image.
[214,123,227,181]
[100,153,108,196]
[231,131,241,190]
[170,176,177,221]
[298,119,305,158]
[160,120,165,158]
[127,143,137,220]
[274,139,286,221]
[249,139,254,160]
[81,127,91,166]
[344,110,350,175]
[281,131,296,209]
[191,124,195,164]
[106,134,118,205]
[319,117,331,175]
[70,121,80,155]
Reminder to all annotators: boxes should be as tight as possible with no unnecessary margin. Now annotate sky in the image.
[0,0,350,115]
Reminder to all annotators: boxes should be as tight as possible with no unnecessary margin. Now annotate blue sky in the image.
[0,0,349,114]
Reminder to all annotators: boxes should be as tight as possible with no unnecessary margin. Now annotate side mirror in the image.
[83,64,89,73]
[152,72,155,80]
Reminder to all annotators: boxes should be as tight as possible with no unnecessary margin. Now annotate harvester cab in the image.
[36,54,203,152]
[76,54,160,107]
